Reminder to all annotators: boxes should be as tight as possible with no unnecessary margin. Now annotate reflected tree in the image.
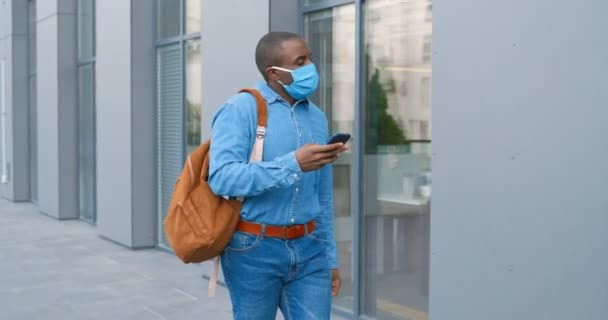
[365,68,407,153]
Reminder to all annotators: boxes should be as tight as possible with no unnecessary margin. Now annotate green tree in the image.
[365,69,407,153]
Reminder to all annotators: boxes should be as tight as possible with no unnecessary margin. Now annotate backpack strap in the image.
[239,88,267,163]
[208,88,268,298]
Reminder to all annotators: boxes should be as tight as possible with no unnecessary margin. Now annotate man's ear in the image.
[265,67,279,81]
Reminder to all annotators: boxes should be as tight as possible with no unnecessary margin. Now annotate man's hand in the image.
[331,268,341,296]
[295,143,348,172]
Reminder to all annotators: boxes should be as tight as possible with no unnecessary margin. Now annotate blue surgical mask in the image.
[271,63,320,100]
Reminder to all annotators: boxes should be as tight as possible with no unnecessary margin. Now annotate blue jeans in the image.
[221,230,332,320]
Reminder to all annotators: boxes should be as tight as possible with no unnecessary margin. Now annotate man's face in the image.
[268,38,313,85]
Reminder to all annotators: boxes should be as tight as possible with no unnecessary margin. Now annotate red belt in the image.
[236,220,316,239]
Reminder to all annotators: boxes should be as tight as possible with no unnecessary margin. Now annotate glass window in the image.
[185,39,201,155]
[304,3,356,312]
[360,0,432,319]
[78,64,96,223]
[156,0,202,247]
[157,0,181,39]
[77,0,95,60]
[304,0,328,5]
[185,0,201,34]
[157,44,184,248]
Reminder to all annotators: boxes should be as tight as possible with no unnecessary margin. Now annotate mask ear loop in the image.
[270,66,293,86]
[270,66,292,73]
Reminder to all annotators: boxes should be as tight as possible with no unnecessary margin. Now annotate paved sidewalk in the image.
[0,199,232,320]
[0,199,350,320]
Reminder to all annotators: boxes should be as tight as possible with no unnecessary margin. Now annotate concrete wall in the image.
[0,0,30,202]
[96,0,156,248]
[270,0,299,34]
[199,0,270,277]
[36,0,78,218]
[200,0,270,141]
[130,0,157,248]
[430,1,608,319]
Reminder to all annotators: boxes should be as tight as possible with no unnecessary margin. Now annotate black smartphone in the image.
[327,133,351,144]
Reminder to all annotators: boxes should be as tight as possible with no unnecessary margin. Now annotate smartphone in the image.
[327,133,351,144]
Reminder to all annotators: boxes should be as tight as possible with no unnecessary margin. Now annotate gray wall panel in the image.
[36,0,77,219]
[0,1,8,37]
[270,0,299,33]
[1,37,15,200]
[36,14,60,216]
[199,0,269,279]
[8,34,29,201]
[57,0,76,15]
[9,0,28,36]
[430,1,608,319]
[200,0,269,141]
[130,0,156,248]
[96,0,133,245]
[0,1,5,198]
[56,6,77,216]
[37,0,57,21]
[0,0,30,201]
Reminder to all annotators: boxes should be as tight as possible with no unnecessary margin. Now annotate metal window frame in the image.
[77,0,96,65]
[300,0,362,318]
[76,0,97,225]
[353,2,363,318]
[302,0,355,14]
[26,0,37,203]
[155,0,202,250]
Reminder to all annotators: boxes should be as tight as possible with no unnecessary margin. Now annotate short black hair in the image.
[255,32,303,80]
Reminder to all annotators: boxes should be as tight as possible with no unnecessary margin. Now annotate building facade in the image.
[1,0,607,319]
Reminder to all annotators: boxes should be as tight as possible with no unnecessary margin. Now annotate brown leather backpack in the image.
[163,88,268,265]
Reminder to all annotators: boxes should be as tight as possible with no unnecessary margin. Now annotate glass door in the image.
[305,3,356,313]
[359,0,432,319]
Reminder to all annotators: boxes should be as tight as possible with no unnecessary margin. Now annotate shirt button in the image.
[293,173,298,178]
[295,188,299,192]
[290,218,295,223]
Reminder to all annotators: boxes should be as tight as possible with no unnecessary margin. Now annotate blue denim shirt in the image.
[208,80,338,268]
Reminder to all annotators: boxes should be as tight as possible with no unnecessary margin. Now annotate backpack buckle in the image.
[256,127,266,139]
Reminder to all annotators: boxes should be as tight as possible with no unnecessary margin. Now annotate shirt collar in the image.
[254,80,280,104]
[254,80,310,107]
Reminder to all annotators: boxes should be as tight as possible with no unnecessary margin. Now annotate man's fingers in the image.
[318,154,340,167]
[310,143,344,153]
[332,278,341,296]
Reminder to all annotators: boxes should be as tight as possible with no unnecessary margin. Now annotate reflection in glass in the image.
[185,40,201,155]
[78,65,96,223]
[186,0,201,34]
[157,0,181,39]
[77,0,95,60]
[305,4,356,312]
[361,0,432,319]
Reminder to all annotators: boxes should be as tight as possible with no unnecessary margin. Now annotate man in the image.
[208,31,347,319]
